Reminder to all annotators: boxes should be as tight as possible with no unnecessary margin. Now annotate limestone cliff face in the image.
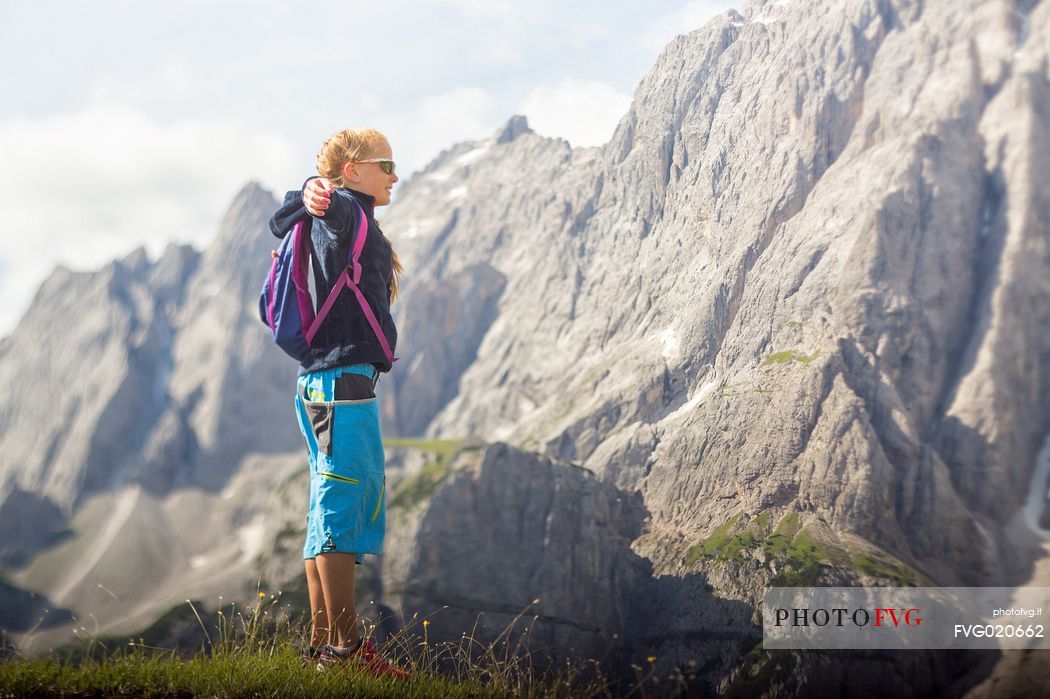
[1,0,1048,693]
[382,0,1049,586]
[152,184,302,490]
[383,443,657,660]
[0,243,199,565]
[0,184,299,530]
[0,184,318,651]
[378,0,1050,691]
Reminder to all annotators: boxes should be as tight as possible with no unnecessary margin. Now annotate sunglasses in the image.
[355,158,396,175]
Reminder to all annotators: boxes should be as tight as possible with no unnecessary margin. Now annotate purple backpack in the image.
[259,202,396,364]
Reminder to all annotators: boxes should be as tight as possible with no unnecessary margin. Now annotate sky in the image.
[0,0,738,337]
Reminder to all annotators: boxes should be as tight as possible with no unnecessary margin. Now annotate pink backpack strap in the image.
[349,281,397,364]
[304,201,398,366]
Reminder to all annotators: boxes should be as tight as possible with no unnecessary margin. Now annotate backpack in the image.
[259,201,397,365]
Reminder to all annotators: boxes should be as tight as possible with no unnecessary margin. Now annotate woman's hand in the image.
[303,177,334,217]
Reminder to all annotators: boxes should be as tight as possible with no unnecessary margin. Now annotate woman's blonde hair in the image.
[316,127,403,303]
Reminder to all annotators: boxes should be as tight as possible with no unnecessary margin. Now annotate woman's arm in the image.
[308,184,364,245]
[303,177,332,216]
[303,177,363,243]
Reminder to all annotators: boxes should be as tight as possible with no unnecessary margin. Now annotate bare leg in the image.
[304,558,328,648]
[315,552,359,648]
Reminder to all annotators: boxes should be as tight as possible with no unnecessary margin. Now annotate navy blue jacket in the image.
[269,186,397,374]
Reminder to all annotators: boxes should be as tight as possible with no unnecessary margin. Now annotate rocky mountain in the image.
[0,242,199,565]
[2,0,1049,694]
[0,184,313,651]
[383,0,1049,688]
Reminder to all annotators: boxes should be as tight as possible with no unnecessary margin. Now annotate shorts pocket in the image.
[305,402,334,456]
[335,372,375,400]
[318,470,360,485]
[331,398,384,475]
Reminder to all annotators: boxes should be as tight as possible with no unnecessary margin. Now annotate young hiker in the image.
[267,128,406,679]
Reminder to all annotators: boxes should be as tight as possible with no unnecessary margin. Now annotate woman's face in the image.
[343,138,399,206]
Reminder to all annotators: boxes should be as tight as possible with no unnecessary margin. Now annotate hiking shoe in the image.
[299,645,321,667]
[318,639,410,680]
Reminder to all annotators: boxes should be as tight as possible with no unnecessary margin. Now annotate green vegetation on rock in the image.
[685,513,744,566]
[761,349,819,366]
[386,438,483,511]
[768,526,848,587]
[384,438,473,464]
[685,510,924,587]
[850,550,921,586]
[388,459,452,511]
[765,511,800,557]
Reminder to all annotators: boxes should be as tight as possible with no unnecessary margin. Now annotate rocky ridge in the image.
[380,0,1050,691]
[383,0,1050,589]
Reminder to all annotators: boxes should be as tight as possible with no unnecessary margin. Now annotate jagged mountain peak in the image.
[209,182,278,256]
[230,180,273,207]
[118,247,150,272]
[494,114,532,144]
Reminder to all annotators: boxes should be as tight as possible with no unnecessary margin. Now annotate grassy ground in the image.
[0,595,661,698]
[0,648,489,698]
[0,639,636,698]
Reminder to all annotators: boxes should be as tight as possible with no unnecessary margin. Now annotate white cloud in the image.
[0,105,300,337]
[425,0,512,16]
[387,87,502,177]
[0,1,745,337]
[642,0,737,52]
[88,58,196,108]
[519,79,632,148]
[421,0,548,63]
[569,20,612,49]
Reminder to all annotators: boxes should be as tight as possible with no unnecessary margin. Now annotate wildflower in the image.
[258,592,266,599]
[647,656,657,663]
[423,620,430,627]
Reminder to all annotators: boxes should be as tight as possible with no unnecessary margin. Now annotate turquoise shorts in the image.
[294,363,386,563]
